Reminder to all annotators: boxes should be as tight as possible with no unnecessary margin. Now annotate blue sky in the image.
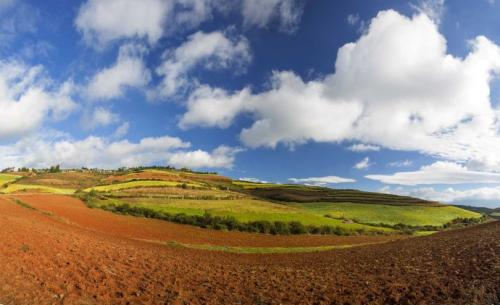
[1,0,500,207]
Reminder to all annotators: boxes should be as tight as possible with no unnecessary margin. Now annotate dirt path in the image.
[0,195,498,305]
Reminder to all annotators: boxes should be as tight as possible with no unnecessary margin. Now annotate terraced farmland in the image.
[0,169,484,236]
[84,180,205,192]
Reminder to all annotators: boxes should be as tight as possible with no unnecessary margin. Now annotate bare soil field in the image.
[0,194,498,305]
[17,172,107,189]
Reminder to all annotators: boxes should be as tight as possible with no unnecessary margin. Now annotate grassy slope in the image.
[290,202,480,226]
[93,197,387,232]
[0,170,484,232]
[0,173,21,186]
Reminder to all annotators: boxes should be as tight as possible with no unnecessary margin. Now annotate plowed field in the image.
[0,194,497,305]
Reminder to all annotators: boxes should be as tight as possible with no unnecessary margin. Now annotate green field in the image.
[0,173,21,187]
[93,197,388,232]
[85,180,205,192]
[290,202,481,226]
[0,168,488,236]
[0,184,75,195]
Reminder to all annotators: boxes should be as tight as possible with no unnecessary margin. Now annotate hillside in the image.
[0,168,484,235]
[0,195,497,305]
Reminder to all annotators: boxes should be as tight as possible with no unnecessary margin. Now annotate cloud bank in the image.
[180,10,500,171]
[289,175,356,186]
[367,161,500,185]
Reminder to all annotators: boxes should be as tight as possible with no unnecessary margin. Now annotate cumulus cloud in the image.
[75,0,295,47]
[180,10,500,171]
[354,157,372,170]
[0,60,77,140]
[75,0,172,46]
[241,0,304,33]
[85,44,151,100]
[155,30,251,98]
[180,71,362,147]
[81,107,120,130]
[168,145,242,169]
[381,185,500,208]
[289,175,356,186]
[348,144,380,152]
[0,133,238,170]
[0,134,187,169]
[367,161,500,185]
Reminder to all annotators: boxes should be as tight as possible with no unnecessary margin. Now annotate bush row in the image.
[97,202,383,236]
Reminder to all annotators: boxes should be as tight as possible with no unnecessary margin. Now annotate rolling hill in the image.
[0,168,485,235]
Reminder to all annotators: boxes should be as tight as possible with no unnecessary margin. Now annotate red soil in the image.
[105,172,193,183]
[0,195,498,305]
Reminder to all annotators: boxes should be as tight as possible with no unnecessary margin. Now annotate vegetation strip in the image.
[9,198,53,216]
[83,198,388,236]
[165,241,380,254]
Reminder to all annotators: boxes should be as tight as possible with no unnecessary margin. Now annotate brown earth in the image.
[18,172,107,189]
[104,170,231,184]
[116,187,245,199]
[104,172,193,184]
[0,195,498,305]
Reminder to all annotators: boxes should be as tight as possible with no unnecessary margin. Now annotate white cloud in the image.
[388,159,413,168]
[113,122,130,138]
[289,175,356,186]
[81,107,119,130]
[155,30,251,98]
[0,1,39,43]
[348,143,380,152]
[241,0,304,33]
[168,145,242,169]
[180,71,362,147]
[354,157,372,170]
[0,133,238,170]
[180,10,500,171]
[75,0,303,47]
[75,0,172,46]
[381,185,500,208]
[85,44,151,100]
[0,60,77,140]
[411,0,445,25]
[238,177,268,183]
[367,161,500,185]
[0,134,188,169]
